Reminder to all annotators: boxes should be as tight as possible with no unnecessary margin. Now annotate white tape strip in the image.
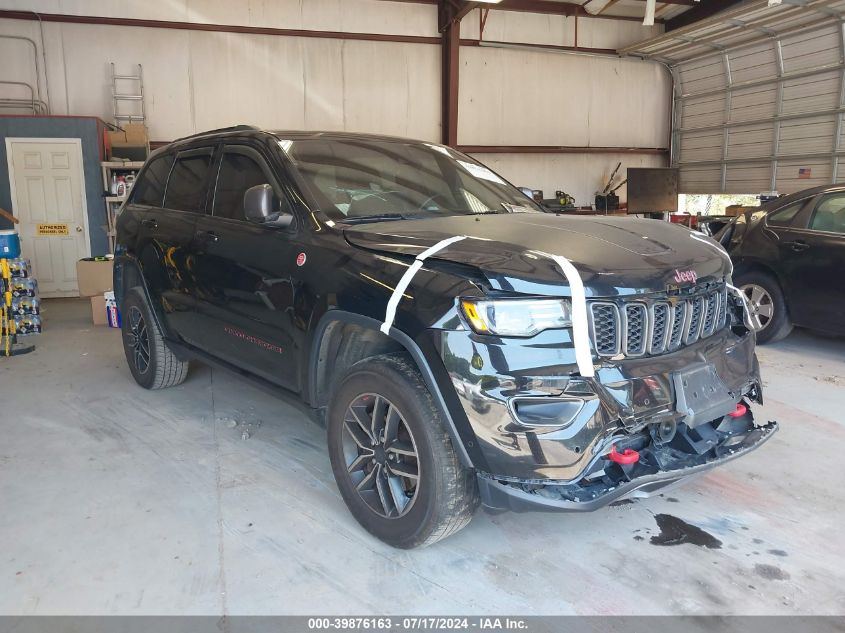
[726,283,759,331]
[380,235,467,335]
[689,233,758,329]
[539,252,595,379]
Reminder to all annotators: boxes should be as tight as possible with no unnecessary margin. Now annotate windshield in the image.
[283,138,543,222]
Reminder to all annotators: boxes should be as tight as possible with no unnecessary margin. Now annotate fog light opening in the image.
[651,418,677,445]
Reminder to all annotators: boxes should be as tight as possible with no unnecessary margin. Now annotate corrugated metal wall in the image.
[677,22,844,194]
[622,0,845,195]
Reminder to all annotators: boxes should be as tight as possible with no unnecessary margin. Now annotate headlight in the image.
[460,298,572,337]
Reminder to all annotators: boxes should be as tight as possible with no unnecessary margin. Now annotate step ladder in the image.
[110,62,145,125]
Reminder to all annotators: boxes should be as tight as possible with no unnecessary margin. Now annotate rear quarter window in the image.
[766,201,805,227]
[131,154,174,206]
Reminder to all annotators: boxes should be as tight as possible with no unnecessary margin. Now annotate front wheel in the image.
[121,286,190,389]
[327,354,479,548]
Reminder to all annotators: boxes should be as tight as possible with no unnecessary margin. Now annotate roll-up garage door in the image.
[619,0,845,194]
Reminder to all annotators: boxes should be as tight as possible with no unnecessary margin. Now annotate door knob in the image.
[76,226,83,232]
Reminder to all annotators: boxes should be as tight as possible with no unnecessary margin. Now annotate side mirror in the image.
[244,184,294,228]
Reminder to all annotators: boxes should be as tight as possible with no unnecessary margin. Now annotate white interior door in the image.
[6,138,90,297]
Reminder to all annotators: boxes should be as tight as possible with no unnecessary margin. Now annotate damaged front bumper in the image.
[435,322,778,512]
[477,418,777,512]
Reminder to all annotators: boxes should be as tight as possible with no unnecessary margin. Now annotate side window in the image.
[809,194,845,234]
[766,201,804,227]
[163,148,214,213]
[131,154,174,206]
[212,146,285,221]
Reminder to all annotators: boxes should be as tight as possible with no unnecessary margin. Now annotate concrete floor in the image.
[1,298,844,616]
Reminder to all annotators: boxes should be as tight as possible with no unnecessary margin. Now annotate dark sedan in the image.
[717,185,845,343]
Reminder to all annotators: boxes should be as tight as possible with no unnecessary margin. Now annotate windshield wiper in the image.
[343,213,409,225]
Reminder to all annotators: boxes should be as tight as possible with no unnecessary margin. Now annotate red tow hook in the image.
[728,403,748,418]
[608,445,640,465]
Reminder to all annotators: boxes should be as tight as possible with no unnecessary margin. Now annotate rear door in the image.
[190,143,303,390]
[780,193,845,334]
[143,146,216,341]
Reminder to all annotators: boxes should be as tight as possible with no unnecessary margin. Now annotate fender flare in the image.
[113,254,181,351]
[308,310,476,469]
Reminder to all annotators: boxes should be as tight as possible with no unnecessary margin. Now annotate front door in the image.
[779,192,845,334]
[191,144,303,391]
[6,138,90,297]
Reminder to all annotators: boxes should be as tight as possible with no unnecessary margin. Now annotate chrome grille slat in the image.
[685,296,705,345]
[701,292,719,338]
[650,303,671,354]
[717,287,727,329]
[588,283,729,358]
[589,302,621,356]
[667,302,686,351]
[623,303,647,356]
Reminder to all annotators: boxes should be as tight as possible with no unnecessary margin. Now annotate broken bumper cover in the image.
[437,324,763,481]
[477,420,777,512]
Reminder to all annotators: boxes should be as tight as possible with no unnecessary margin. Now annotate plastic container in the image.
[0,230,21,259]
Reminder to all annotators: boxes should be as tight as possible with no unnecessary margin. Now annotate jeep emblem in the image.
[673,269,697,284]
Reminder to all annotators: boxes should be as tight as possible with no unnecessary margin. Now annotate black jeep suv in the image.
[114,126,777,548]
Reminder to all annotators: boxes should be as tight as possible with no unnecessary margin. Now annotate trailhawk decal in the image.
[224,326,284,354]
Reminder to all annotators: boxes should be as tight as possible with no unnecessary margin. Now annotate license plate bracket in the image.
[673,364,736,428]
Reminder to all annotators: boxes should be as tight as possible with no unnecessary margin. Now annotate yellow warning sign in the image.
[36,223,69,236]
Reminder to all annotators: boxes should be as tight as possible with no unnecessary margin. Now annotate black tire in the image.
[327,353,479,548]
[735,271,793,344]
[121,286,189,389]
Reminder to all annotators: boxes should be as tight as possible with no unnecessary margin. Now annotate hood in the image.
[343,214,730,297]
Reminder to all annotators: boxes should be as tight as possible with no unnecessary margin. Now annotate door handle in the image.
[196,230,219,243]
[141,218,158,229]
[784,240,810,252]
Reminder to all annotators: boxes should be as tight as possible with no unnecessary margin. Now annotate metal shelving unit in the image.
[101,160,144,253]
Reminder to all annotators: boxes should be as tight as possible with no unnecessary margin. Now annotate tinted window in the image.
[285,139,541,221]
[163,148,214,212]
[213,148,275,221]
[132,154,173,206]
[810,194,845,234]
[767,201,804,227]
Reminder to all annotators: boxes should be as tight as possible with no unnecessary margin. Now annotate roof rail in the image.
[173,124,260,143]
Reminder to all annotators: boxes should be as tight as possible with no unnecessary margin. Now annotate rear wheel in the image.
[736,272,793,344]
[327,354,479,548]
[121,287,189,389]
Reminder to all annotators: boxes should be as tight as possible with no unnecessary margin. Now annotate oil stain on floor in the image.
[649,514,723,549]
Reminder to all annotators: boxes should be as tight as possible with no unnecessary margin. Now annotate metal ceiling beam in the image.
[627,0,697,5]
[665,0,748,30]
[378,0,663,22]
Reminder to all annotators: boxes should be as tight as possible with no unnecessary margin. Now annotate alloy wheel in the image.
[740,283,774,331]
[126,305,151,374]
[341,394,420,519]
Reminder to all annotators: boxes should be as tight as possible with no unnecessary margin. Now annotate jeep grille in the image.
[588,284,729,358]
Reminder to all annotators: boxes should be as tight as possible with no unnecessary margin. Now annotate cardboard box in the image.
[77,257,113,297]
[90,295,107,325]
[108,123,149,160]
